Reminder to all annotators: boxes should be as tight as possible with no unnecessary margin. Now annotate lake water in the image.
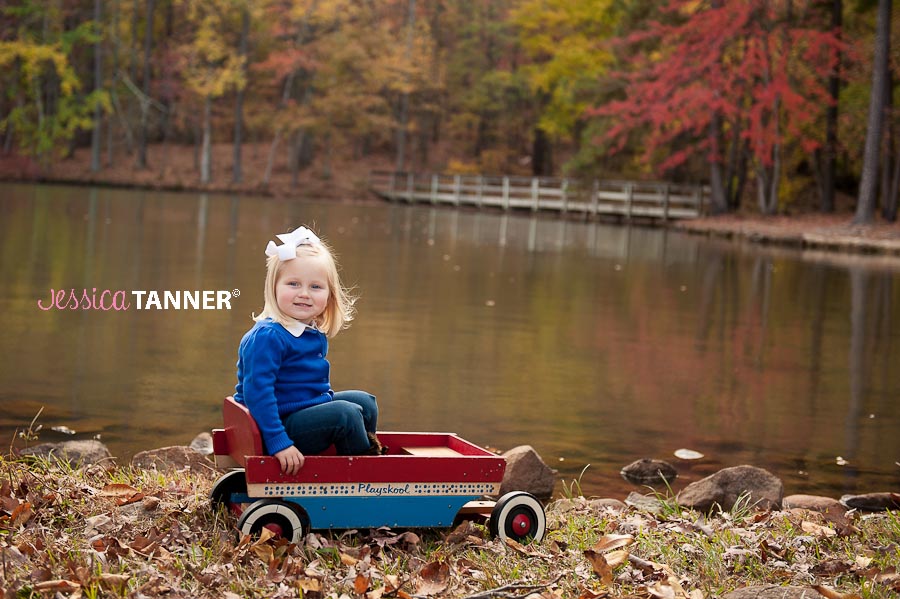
[1,182,898,500]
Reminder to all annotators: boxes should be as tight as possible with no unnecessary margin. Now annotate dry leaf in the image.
[116,492,145,507]
[801,520,836,538]
[384,574,401,592]
[674,449,704,460]
[590,534,635,553]
[252,527,276,546]
[99,573,129,592]
[10,502,33,528]
[416,561,450,596]
[367,588,385,599]
[648,581,677,599]
[340,552,359,566]
[505,538,541,556]
[251,542,274,564]
[100,484,140,498]
[297,577,322,592]
[584,549,613,584]
[577,588,609,599]
[1,495,20,512]
[813,584,863,599]
[34,579,81,592]
[605,549,630,568]
[354,574,371,594]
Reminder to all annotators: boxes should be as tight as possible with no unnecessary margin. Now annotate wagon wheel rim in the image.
[237,499,309,545]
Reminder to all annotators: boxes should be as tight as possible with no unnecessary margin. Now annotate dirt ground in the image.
[3,143,900,255]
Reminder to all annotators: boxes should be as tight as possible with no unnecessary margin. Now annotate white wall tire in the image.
[489,491,546,543]
[236,499,308,545]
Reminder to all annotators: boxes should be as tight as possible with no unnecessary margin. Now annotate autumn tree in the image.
[593,0,842,214]
[177,0,247,184]
[0,1,107,163]
[511,0,618,176]
[438,0,534,173]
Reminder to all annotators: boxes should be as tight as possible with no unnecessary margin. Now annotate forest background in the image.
[0,0,898,225]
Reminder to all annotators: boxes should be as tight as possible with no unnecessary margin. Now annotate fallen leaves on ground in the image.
[1,455,899,599]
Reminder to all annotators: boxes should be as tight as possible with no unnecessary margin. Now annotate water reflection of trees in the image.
[692,242,898,491]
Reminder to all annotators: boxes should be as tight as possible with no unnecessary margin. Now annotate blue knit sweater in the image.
[234,319,332,454]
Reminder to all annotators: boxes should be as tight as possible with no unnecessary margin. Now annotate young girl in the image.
[234,226,380,475]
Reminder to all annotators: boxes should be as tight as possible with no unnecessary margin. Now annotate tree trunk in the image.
[755,148,781,215]
[200,95,212,184]
[90,0,102,172]
[106,0,119,166]
[136,0,155,170]
[880,66,894,220]
[707,112,728,214]
[395,0,416,172]
[233,6,249,184]
[854,0,890,224]
[532,126,553,176]
[263,3,315,186]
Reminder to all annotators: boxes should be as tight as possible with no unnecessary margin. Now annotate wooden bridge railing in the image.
[368,171,709,220]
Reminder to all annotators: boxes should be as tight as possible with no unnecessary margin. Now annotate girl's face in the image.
[275,254,330,325]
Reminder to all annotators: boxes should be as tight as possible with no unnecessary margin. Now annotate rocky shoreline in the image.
[674,213,900,256]
[18,438,899,517]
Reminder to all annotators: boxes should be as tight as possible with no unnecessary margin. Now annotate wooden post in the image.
[430,174,438,204]
[561,178,569,213]
[406,172,414,202]
[531,178,539,211]
[453,174,461,205]
[662,183,670,222]
[389,171,397,201]
[476,175,484,207]
[694,185,701,216]
[626,182,634,220]
[502,176,510,210]
[591,180,599,215]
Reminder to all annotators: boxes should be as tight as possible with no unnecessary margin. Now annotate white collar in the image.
[282,319,317,338]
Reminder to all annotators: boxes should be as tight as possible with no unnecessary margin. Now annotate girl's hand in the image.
[274,446,305,475]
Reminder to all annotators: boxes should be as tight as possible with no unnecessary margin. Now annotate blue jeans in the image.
[282,390,377,455]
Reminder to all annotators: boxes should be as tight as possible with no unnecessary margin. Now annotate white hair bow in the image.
[265,226,321,261]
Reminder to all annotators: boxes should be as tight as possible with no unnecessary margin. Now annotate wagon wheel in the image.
[489,492,546,544]
[237,499,310,545]
[209,470,247,517]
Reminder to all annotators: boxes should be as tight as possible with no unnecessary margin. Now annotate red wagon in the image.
[210,398,547,544]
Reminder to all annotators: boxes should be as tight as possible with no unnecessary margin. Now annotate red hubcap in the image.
[511,513,532,534]
[264,523,284,537]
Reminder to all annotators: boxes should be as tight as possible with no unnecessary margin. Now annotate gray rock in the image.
[19,440,113,466]
[784,494,855,535]
[676,465,783,513]
[840,492,900,511]
[131,446,213,474]
[189,432,214,455]
[723,585,824,599]
[783,494,846,514]
[620,458,678,486]
[498,445,558,500]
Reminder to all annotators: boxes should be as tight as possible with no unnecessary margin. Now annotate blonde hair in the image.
[254,233,356,337]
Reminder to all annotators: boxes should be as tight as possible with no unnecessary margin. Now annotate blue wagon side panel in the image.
[292,495,480,529]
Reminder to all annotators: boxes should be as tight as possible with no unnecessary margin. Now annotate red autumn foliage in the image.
[591,0,845,173]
